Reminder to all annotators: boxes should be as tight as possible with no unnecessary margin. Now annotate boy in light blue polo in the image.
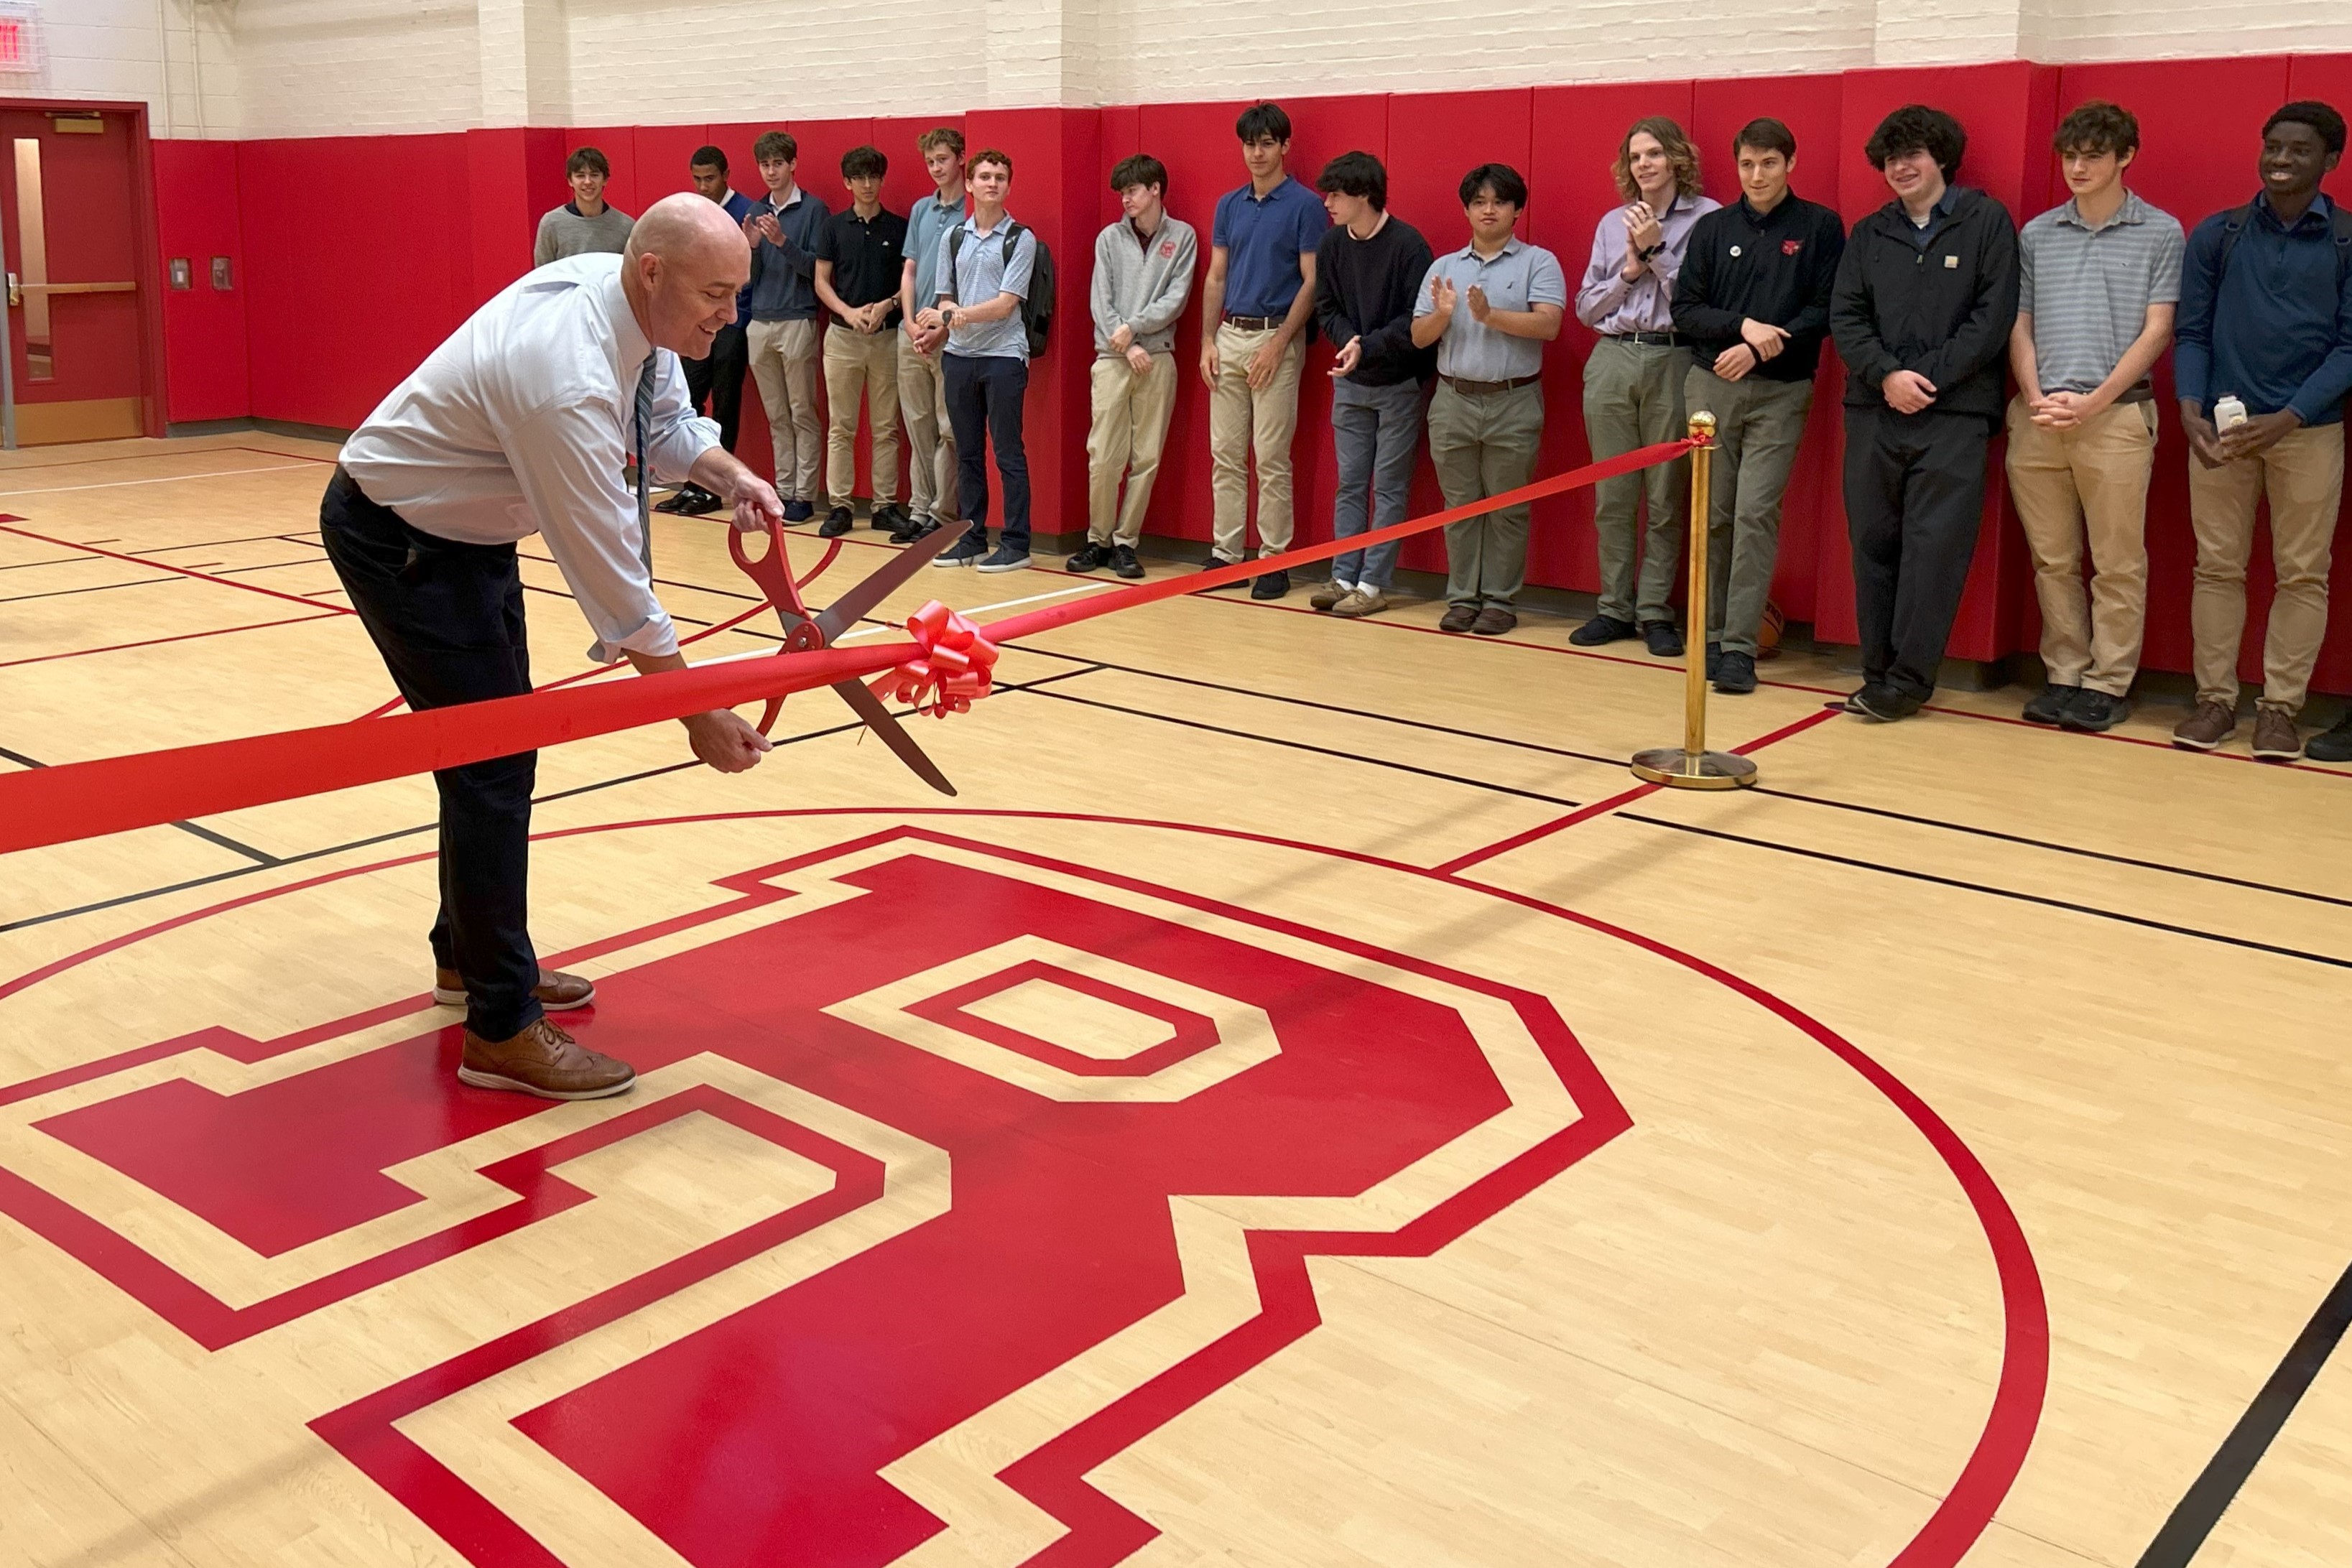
[1414,163,1568,636]
[915,148,1037,572]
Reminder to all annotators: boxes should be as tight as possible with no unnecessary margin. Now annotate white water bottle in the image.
[2214,395,2248,431]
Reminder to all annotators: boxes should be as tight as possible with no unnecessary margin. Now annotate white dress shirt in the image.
[341,252,720,663]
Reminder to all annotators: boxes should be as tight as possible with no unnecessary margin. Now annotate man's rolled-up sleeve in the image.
[505,397,681,664]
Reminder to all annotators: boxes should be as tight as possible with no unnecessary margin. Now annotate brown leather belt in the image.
[1222,315,1282,330]
[1440,374,1542,396]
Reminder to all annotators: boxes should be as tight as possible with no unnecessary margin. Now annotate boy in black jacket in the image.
[1312,151,1437,617]
[1673,117,1846,696]
[1830,106,2021,720]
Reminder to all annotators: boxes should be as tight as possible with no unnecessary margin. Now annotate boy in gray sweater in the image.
[532,147,634,266]
[1073,154,1198,577]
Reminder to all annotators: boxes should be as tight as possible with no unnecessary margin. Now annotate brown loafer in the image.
[1471,606,1518,636]
[434,967,598,1010]
[1438,603,1479,633]
[458,1019,636,1100]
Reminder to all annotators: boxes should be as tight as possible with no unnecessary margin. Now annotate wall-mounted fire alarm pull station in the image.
[169,258,192,290]
[210,256,233,291]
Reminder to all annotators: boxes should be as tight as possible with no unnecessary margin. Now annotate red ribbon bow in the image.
[872,600,1000,718]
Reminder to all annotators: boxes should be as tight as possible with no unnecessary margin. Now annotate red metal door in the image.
[0,107,146,443]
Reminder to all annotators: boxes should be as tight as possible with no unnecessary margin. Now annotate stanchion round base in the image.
[1629,747,1759,789]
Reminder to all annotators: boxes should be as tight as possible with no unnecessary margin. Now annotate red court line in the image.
[1435,705,1842,875]
[0,519,353,616]
[0,810,2044,1568]
[0,613,345,670]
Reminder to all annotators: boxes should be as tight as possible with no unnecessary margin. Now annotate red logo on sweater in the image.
[1159,241,1177,258]
[1782,238,1803,256]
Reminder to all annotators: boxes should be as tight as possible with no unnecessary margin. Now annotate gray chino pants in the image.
[1330,377,1425,591]
[1683,366,1812,655]
[1583,336,1693,625]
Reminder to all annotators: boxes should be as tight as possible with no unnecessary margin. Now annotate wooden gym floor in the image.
[0,432,2347,1568]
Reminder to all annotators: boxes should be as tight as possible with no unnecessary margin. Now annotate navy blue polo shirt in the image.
[1211,175,1328,320]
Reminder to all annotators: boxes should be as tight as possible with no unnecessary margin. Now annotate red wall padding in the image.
[154,55,2352,694]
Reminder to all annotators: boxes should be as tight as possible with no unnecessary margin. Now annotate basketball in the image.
[1758,598,1786,659]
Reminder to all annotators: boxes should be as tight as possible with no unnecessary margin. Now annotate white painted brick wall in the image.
[4,0,232,136]
[55,0,2352,142]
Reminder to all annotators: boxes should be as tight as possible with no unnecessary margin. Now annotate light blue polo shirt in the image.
[1415,236,1569,381]
[907,188,966,316]
[934,213,1037,362]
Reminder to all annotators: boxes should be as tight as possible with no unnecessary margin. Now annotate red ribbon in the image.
[871,600,1000,718]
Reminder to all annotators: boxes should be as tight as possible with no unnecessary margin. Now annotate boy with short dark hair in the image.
[743,131,830,524]
[1200,102,1328,596]
[812,144,909,539]
[1828,105,2019,722]
[917,149,1038,572]
[1413,162,1568,636]
[1311,151,1434,618]
[659,146,756,516]
[2175,99,2352,761]
[2006,100,2182,733]
[1672,117,1846,695]
[534,147,633,265]
[1075,153,1197,580]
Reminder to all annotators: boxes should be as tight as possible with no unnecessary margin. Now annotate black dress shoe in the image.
[1704,640,1723,679]
[870,504,906,532]
[1844,684,1922,722]
[652,488,695,514]
[678,486,726,516]
[2022,682,2080,725]
[1111,544,1145,580]
[1249,569,1291,600]
[1067,544,1109,572]
[1642,621,1685,658]
[819,506,854,538]
[1569,613,1638,646]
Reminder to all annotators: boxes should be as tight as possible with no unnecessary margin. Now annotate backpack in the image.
[2216,200,2352,286]
[948,219,1055,357]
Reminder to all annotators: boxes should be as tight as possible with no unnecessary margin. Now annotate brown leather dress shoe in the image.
[458,1019,636,1100]
[2250,707,2304,762]
[434,967,598,1010]
[1438,603,1480,633]
[1471,606,1518,636]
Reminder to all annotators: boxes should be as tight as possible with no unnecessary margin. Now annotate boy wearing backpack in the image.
[917,147,1050,572]
[2175,100,2352,761]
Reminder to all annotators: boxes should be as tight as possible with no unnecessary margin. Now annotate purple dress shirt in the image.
[1574,191,1721,335]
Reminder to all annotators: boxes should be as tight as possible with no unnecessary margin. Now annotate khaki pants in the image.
[2004,395,2155,695]
[2187,420,2345,715]
[1685,367,1813,656]
[1208,322,1304,562]
[1088,352,1178,547]
[1429,380,1543,608]
[746,318,823,503]
[823,328,902,512]
[1583,336,1693,625]
[897,336,958,524]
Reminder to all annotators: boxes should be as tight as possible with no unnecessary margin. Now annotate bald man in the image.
[325,194,782,1101]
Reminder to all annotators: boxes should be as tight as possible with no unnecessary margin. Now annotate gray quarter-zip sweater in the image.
[1091,214,1198,356]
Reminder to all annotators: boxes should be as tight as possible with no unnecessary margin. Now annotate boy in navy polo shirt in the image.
[1199,102,1328,598]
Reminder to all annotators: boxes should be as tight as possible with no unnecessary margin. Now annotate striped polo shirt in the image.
[2017,189,2185,395]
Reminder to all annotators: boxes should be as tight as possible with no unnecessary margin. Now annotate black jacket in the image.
[1315,215,1437,386]
[1829,186,2020,420]
[1672,195,1846,382]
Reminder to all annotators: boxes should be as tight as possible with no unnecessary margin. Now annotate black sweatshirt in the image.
[1314,214,1437,386]
[1829,185,2021,421]
[1671,194,1847,382]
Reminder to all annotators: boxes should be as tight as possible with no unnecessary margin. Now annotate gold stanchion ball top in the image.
[1687,409,1718,445]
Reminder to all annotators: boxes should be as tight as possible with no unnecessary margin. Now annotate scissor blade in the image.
[813,519,971,646]
[830,677,958,797]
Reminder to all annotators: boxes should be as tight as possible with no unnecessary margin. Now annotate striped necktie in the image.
[632,353,657,574]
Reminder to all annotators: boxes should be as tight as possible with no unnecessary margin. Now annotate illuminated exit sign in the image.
[0,5,40,73]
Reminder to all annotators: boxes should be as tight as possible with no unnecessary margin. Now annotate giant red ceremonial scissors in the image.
[728,518,972,796]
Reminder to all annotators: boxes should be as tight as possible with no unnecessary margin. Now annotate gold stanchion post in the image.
[1631,411,1758,790]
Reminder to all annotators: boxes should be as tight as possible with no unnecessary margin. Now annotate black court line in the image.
[1018,686,1585,809]
[517,547,767,604]
[140,531,335,555]
[0,742,279,868]
[0,575,184,606]
[0,664,1105,934]
[210,556,332,577]
[2136,1258,2352,1567]
[1754,786,2352,911]
[1012,643,2349,911]
[1619,813,2352,971]
[0,554,90,573]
